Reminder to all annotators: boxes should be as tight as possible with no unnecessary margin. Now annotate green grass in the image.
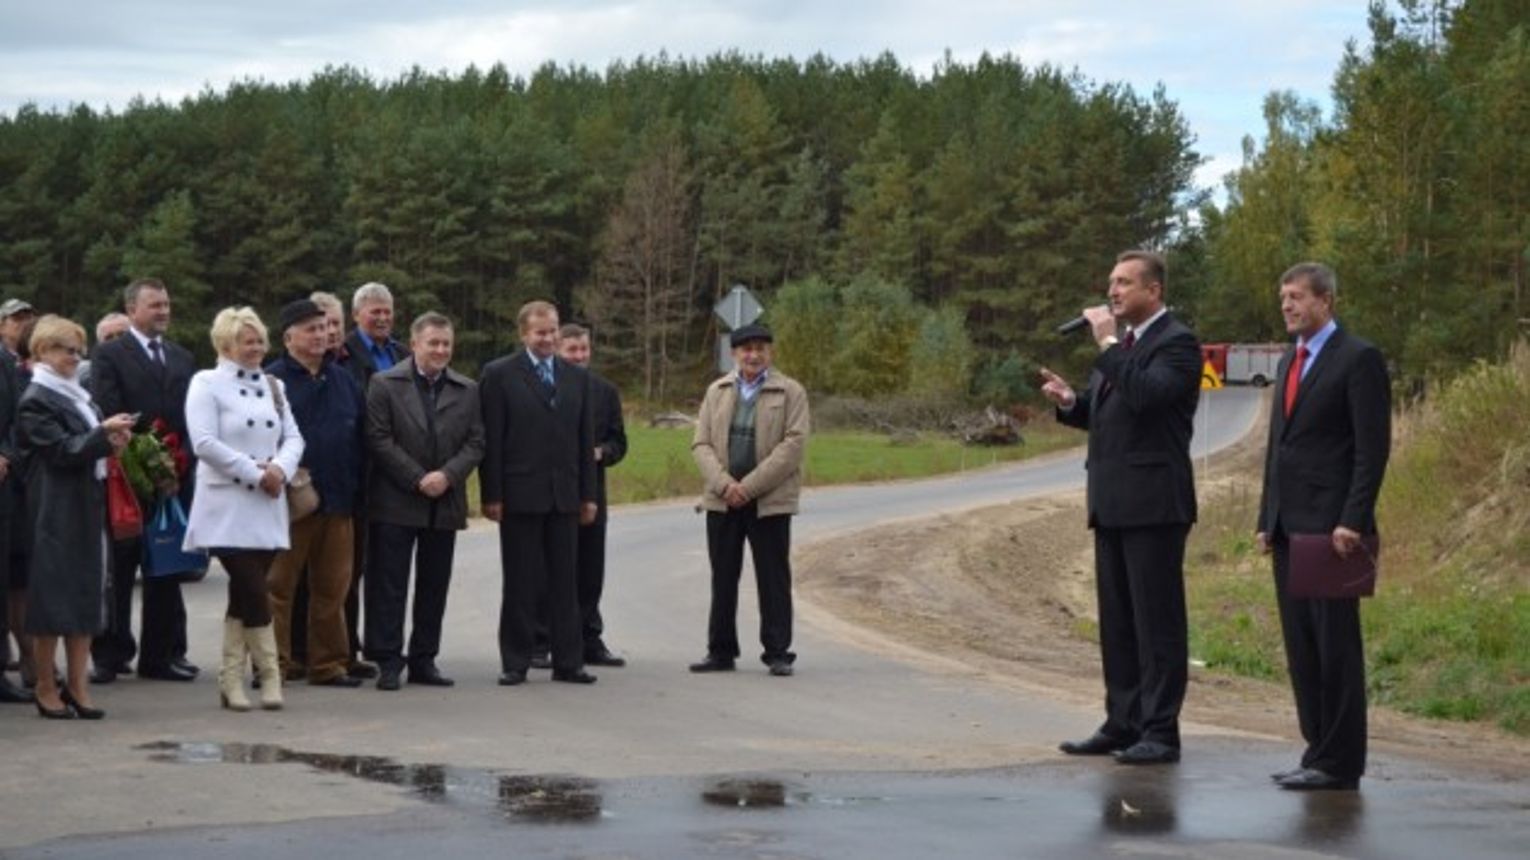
[464,420,1077,510]
[1185,344,1530,735]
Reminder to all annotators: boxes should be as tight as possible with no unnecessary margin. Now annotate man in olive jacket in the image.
[689,323,810,677]
[363,312,485,691]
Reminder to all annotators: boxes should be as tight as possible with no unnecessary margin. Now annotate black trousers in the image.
[92,537,188,671]
[534,507,610,656]
[348,511,368,662]
[705,506,794,665]
[1093,524,1189,748]
[364,521,456,672]
[1273,534,1367,779]
[498,513,582,674]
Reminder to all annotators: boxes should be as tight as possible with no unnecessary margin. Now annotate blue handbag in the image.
[141,497,210,581]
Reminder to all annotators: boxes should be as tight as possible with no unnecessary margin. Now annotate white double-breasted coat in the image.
[183,358,305,551]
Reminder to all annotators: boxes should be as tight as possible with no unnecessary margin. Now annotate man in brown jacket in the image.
[689,323,810,677]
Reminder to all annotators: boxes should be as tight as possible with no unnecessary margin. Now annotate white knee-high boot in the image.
[220,619,252,712]
[246,625,284,710]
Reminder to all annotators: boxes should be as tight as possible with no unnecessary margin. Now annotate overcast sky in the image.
[0,1,1371,193]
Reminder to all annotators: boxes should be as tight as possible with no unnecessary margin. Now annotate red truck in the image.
[1201,343,1286,387]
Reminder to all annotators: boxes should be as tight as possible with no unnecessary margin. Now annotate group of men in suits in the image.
[1041,252,1389,791]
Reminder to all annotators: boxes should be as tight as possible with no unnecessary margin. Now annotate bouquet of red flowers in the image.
[119,418,189,503]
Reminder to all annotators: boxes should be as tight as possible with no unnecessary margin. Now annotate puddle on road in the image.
[136,741,602,824]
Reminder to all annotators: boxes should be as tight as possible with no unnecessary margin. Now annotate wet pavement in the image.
[11,738,1526,859]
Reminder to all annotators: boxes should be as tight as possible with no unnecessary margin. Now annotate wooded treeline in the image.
[1187,0,1530,388]
[0,50,1198,398]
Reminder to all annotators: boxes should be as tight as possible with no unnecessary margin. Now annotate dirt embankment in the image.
[796,406,1530,778]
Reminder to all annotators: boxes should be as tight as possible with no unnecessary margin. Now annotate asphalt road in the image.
[2,385,1525,858]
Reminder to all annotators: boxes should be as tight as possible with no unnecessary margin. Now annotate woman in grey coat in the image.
[17,316,134,719]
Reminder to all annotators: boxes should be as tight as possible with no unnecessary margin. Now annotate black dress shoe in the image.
[89,666,118,685]
[767,660,794,677]
[61,687,105,720]
[689,656,735,673]
[376,668,402,691]
[348,661,379,680]
[0,675,35,703]
[1270,766,1305,782]
[408,665,455,687]
[1059,732,1134,756]
[498,670,527,686]
[585,648,627,668]
[310,674,363,688]
[551,669,597,685]
[170,657,200,677]
[36,699,75,720]
[1276,768,1359,791]
[529,653,553,670]
[139,663,197,682]
[1114,741,1181,765]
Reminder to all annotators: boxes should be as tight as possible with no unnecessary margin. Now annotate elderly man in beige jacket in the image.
[690,323,810,677]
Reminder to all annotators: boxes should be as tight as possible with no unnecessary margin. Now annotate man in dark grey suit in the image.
[480,300,598,687]
[1040,250,1201,766]
[1257,262,1390,792]
[363,312,485,691]
[87,277,199,683]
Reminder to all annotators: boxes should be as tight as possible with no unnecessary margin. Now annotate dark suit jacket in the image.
[88,332,195,442]
[479,349,595,515]
[589,371,627,508]
[366,357,486,530]
[342,330,409,392]
[1258,327,1390,536]
[1057,313,1201,529]
[0,349,19,469]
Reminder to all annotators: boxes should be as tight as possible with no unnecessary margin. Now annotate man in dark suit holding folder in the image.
[1256,262,1390,792]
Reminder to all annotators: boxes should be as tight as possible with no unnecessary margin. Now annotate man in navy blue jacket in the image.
[266,299,367,687]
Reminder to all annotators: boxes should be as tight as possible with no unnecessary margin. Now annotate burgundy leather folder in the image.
[1286,533,1379,599]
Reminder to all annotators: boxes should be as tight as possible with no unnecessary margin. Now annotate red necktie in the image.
[1122,330,1136,350]
[1284,344,1308,418]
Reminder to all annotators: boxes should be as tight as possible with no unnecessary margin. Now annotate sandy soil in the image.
[796,405,1530,778]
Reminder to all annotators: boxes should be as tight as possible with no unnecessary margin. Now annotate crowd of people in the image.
[0,253,1386,796]
[0,278,812,719]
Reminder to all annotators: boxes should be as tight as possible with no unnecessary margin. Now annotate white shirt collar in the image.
[129,325,160,355]
[1129,306,1169,339]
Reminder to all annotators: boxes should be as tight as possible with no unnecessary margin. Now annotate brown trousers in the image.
[269,514,353,683]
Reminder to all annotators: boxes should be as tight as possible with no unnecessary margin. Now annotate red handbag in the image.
[107,456,144,541]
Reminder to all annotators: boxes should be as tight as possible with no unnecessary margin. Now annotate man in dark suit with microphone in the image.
[1040,250,1201,766]
[479,300,598,687]
[1257,262,1389,792]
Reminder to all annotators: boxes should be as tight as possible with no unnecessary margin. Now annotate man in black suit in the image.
[1257,262,1390,792]
[336,282,408,680]
[87,277,199,683]
[0,341,32,703]
[556,323,627,667]
[480,300,598,687]
[1040,250,1201,766]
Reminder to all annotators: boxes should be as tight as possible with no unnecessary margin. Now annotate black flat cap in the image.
[729,323,773,347]
[278,298,325,333]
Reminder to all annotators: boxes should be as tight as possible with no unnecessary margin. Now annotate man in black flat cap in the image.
[265,298,368,688]
[689,323,810,677]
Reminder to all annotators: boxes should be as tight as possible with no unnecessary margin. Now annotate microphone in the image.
[1056,316,1090,335]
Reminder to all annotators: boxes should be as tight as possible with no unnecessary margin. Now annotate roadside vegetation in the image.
[1187,343,1530,735]
[466,417,1076,512]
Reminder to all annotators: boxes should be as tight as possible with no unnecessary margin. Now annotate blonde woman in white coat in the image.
[183,307,304,710]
